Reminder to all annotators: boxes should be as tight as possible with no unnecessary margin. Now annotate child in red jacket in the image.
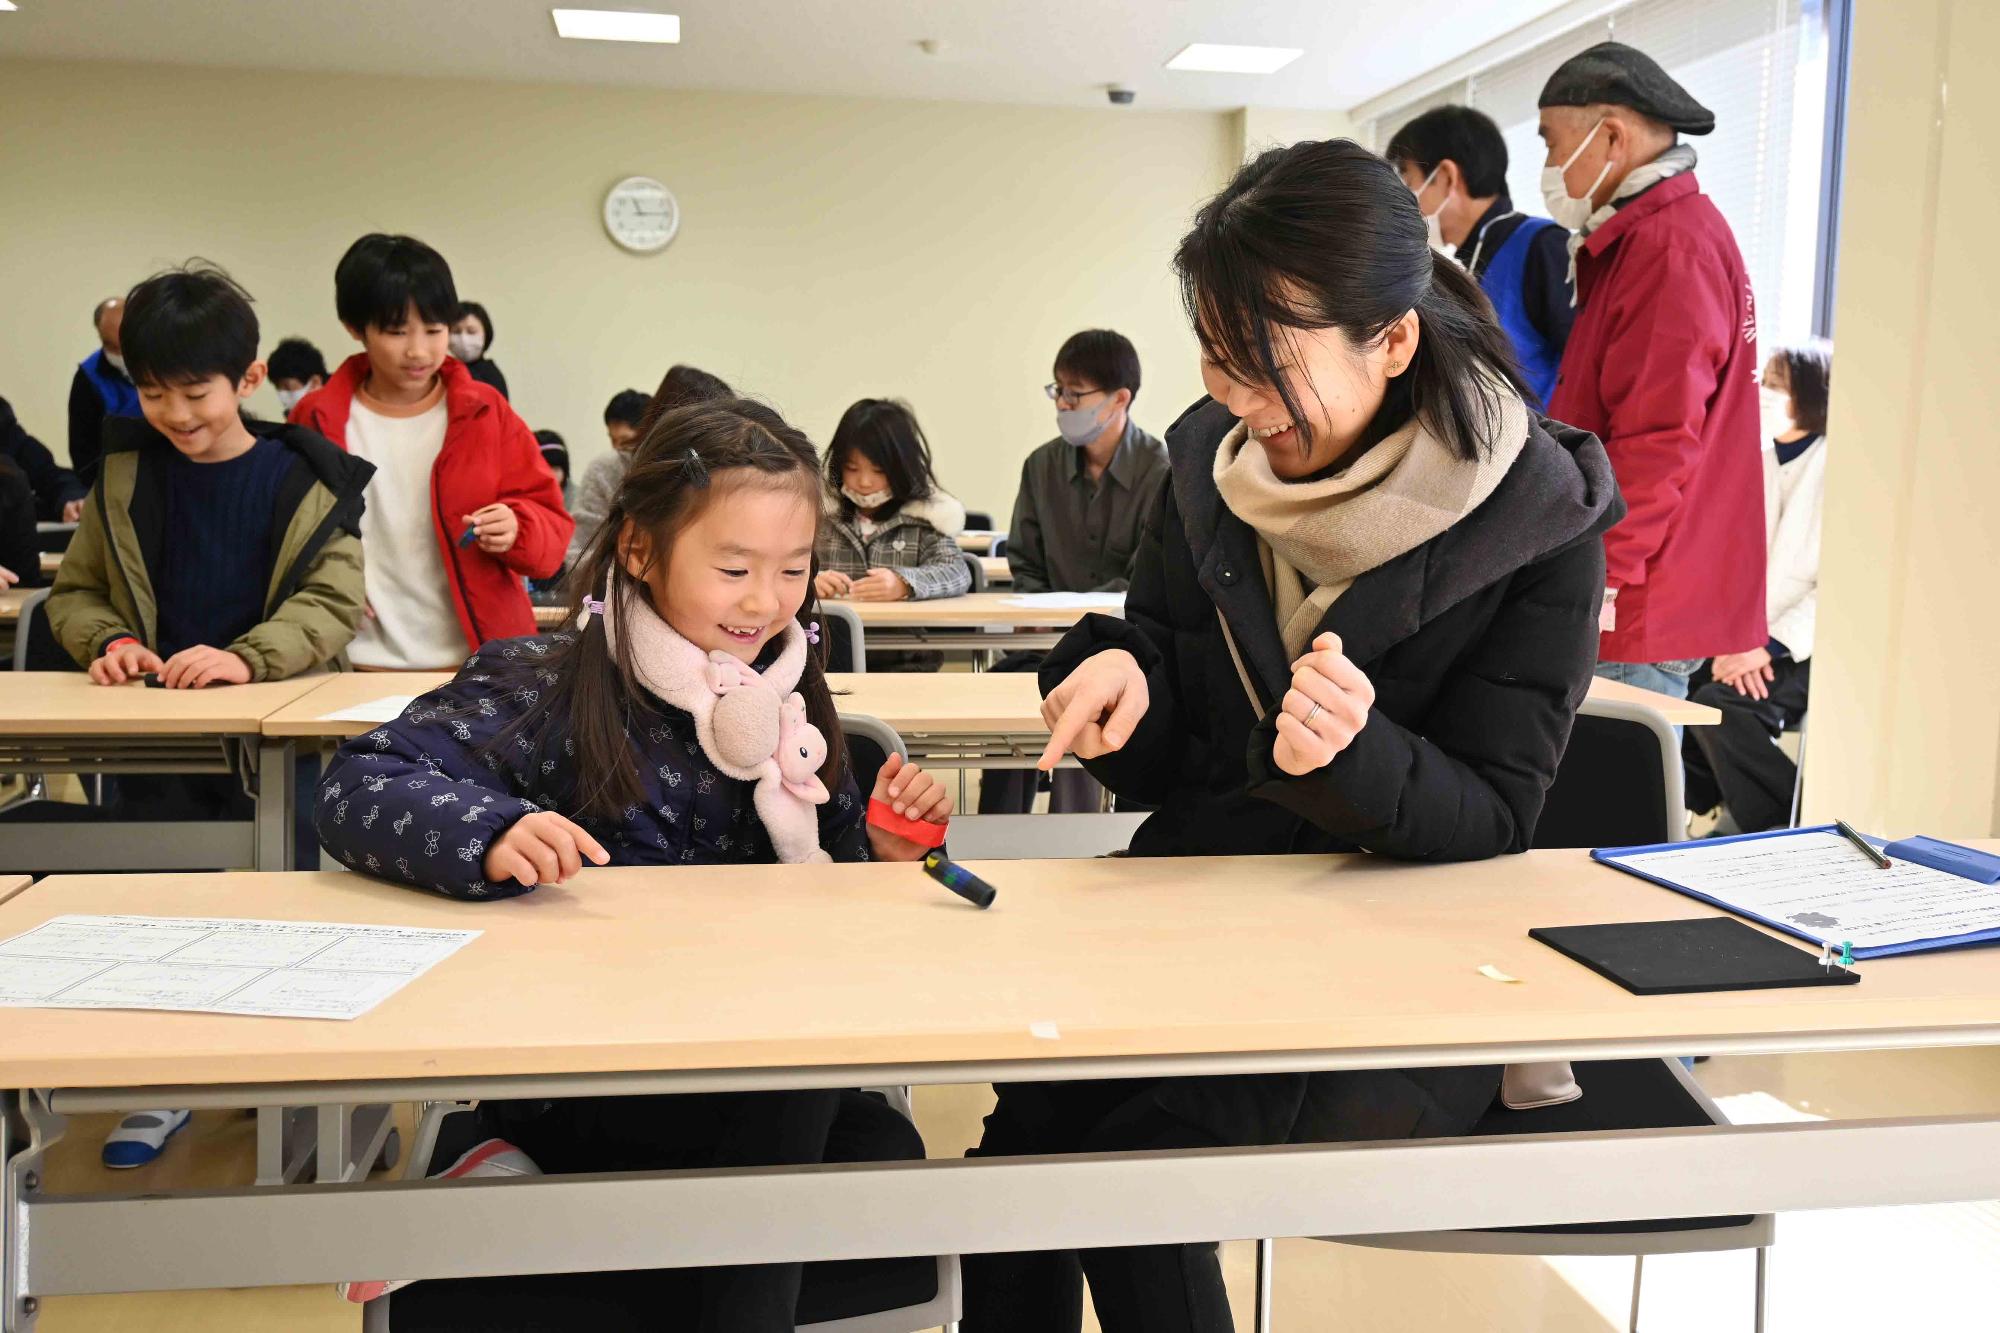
[292,234,571,667]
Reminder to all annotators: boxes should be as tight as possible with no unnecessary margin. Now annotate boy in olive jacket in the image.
[46,262,371,1171]
[50,266,372,686]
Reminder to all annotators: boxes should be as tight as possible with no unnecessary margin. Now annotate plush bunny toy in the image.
[599,587,832,863]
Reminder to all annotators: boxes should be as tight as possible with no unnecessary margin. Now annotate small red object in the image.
[867,797,948,848]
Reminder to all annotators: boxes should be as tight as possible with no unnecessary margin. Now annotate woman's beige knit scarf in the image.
[1213,377,1530,658]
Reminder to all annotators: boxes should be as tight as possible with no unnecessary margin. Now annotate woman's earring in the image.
[1386,360,1403,374]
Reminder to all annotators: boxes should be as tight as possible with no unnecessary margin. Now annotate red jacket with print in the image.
[291,355,572,652]
[1547,172,1767,664]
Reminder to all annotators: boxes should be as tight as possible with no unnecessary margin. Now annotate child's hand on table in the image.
[486,811,610,887]
[866,752,952,862]
[89,639,164,685]
[158,645,252,689]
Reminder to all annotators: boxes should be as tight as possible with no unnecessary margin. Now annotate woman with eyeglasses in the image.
[960,138,1625,1333]
[977,328,1170,814]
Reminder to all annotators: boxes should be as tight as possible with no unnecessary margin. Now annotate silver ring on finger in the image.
[1303,701,1323,725]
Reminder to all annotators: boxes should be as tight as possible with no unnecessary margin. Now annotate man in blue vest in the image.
[1387,105,1575,408]
[68,295,142,487]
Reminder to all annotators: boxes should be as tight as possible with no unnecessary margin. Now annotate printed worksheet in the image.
[318,695,417,725]
[0,915,479,1020]
[1611,831,2000,949]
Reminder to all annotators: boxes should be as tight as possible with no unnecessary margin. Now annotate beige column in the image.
[1806,0,2000,833]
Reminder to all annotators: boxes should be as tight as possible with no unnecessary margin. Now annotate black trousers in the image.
[391,1089,924,1332]
[1682,657,1811,832]
[961,1066,1500,1333]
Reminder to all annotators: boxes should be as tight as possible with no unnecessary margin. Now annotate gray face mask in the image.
[1057,399,1115,446]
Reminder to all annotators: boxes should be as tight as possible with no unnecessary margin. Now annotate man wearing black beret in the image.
[1537,41,1767,705]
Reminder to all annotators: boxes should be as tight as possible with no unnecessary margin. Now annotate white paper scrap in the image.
[0,915,480,1021]
[1029,1021,1062,1040]
[319,695,418,725]
[1477,964,1521,984]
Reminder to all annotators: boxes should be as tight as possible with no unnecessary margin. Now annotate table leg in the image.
[2,1091,65,1333]
[253,738,296,873]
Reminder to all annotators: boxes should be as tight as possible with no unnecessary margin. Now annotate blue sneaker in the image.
[101,1109,192,1168]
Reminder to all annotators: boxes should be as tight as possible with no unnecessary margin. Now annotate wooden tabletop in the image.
[0,587,33,623]
[955,531,1004,553]
[39,552,62,577]
[262,672,456,738]
[1588,676,1721,726]
[257,666,1715,743]
[9,847,2000,1090]
[0,672,328,736]
[979,556,1011,584]
[838,591,1121,628]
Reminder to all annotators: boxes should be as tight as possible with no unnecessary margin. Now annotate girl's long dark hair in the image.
[1173,138,1528,462]
[823,398,939,521]
[1775,341,1832,436]
[491,397,844,824]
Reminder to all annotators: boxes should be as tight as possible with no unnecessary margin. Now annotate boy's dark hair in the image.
[824,399,939,521]
[493,398,841,821]
[266,337,328,385]
[1053,330,1141,402]
[1176,138,1526,464]
[604,389,651,428]
[638,364,734,435]
[121,261,260,388]
[456,300,494,347]
[1775,341,1833,436]
[334,233,459,332]
[1385,106,1510,199]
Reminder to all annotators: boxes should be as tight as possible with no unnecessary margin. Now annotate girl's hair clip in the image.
[807,620,821,646]
[681,448,709,487]
[575,595,606,631]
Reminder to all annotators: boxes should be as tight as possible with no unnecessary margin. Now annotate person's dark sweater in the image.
[1,396,86,521]
[153,436,291,657]
[0,458,39,587]
[464,357,509,400]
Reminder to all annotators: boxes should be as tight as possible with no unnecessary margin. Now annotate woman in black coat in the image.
[960,140,1624,1333]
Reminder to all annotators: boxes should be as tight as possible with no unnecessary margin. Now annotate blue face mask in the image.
[1057,399,1115,446]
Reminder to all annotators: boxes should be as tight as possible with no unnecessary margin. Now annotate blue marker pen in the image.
[923,850,996,909]
[458,521,479,548]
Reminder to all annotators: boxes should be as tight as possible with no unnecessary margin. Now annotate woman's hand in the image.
[465,503,519,555]
[1037,649,1148,769]
[0,564,15,590]
[1272,632,1373,776]
[848,569,911,602]
[485,811,610,887]
[866,752,952,861]
[814,570,853,599]
[158,645,252,689]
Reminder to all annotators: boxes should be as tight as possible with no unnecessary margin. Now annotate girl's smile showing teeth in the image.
[720,623,765,643]
[1250,420,1296,446]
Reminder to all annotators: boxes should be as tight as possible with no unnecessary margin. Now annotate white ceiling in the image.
[0,0,1571,112]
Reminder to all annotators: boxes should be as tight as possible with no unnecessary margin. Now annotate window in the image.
[1366,0,1838,347]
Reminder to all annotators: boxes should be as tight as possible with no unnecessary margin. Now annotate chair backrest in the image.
[14,588,70,673]
[962,510,995,532]
[839,712,907,799]
[1532,697,1684,849]
[818,602,866,674]
[962,553,987,593]
[990,535,1007,559]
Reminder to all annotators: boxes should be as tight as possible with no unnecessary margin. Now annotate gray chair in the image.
[1260,1058,1772,1333]
[961,553,987,593]
[820,602,866,674]
[1532,695,1687,850]
[2,588,56,813]
[838,712,907,799]
[367,1098,960,1332]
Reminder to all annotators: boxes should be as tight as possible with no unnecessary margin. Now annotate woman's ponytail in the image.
[1406,250,1531,461]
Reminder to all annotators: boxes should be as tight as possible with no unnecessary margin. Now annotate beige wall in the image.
[1233,106,1358,161]
[0,60,1237,519]
[1804,0,2000,833]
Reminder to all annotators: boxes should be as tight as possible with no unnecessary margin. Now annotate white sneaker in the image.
[101,1109,192,1168]
[339,1138,541,1304]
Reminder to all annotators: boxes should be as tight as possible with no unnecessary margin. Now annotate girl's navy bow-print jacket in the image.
[313,633,870,899]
